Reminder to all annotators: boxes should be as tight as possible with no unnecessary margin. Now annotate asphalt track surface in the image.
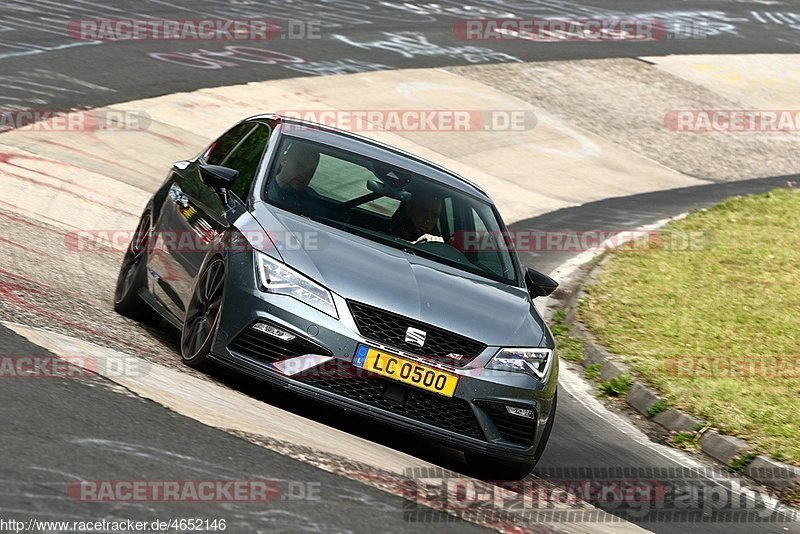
[4,0,800,113]
[2,1,800,533]
[0,325,487,534]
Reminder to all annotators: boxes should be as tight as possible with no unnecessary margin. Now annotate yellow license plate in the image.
[353,345,459,397]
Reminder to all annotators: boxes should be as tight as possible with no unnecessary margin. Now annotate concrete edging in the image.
[557,250,800,497]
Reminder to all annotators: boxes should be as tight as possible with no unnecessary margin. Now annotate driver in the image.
[268,141,321,214]
[387,189,445,244]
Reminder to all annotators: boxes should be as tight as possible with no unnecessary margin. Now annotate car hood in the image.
[251,204,546,347]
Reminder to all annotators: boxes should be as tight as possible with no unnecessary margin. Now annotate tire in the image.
[466,390,558,480]
[180,256,225,370]
[113,211,160,325]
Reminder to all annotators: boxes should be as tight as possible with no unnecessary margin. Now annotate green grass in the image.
[598,373,632,397]
[550,309,568,336]
[729,452,756,472]
[580,188,800,465]
[668,430,702,452]
[647,400,669,418]
[551,310,585,363]
[787,487,800,506]
[584,363,602,380]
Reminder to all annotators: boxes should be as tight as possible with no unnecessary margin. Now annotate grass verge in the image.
[551,310,585,363]
[597,373,632,397]
[579,188,800,465]
[584,363,602,380]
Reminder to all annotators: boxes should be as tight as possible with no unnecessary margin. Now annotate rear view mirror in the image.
[525,268,558,298]
[366,179,411,202]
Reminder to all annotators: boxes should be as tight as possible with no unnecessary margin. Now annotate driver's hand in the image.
[412,233,444,244]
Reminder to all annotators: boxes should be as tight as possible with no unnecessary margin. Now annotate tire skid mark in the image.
[0,161,139,217]
[37,138,128,169]
[0,152,140,215]
[78,126,189,160]
[0,209,67,235]
[143,129,188,147]
[0,219,80,258]
[0,236,34,253]
[0,269,152,356]
[0,267,69,295]
[0,199,83,231]
[0,151,118,197]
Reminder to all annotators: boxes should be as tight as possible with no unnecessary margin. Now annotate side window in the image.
[204,122,255,165]
[469,206,512,278]
[221,124,271,200]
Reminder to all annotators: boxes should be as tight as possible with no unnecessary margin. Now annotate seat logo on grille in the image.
[405,327,427,347]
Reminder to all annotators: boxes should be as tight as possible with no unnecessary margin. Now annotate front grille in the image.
[477,401,536,446]
[294,363,484,439]
[229,324,331,363]
[347,300,486,365]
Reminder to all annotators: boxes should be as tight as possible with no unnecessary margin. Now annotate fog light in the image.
[252,323,295,341]
[506,405,534,419]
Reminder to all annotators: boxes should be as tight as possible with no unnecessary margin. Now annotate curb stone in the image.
[554,242,800,497]
[625,382,661,416]
[571,323,612,366]
[699,431,749,465]
[653,408,701,432]
[599,360,630,382]
[744,456,800,493]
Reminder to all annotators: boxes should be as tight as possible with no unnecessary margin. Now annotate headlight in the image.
[486,348,553,380]
[255,251,337,318]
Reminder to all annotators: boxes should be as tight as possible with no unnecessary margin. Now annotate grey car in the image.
[114,114,559,479]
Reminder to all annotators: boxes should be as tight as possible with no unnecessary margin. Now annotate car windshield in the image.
[262,135,517,285]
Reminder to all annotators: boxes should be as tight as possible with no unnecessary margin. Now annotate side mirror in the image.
[525,268,558,298]
[199,164,238,205]
[199,164,238,190]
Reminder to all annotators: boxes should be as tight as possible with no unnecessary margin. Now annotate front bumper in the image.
[211,251,558,462]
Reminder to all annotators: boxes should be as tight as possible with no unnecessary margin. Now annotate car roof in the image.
[247,114,491,201]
